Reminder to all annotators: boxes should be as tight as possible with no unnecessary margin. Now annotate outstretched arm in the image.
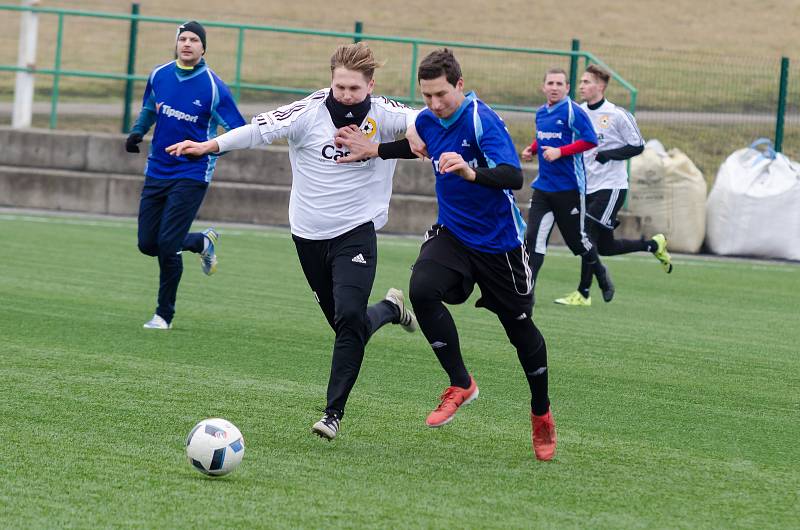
[166,123,263,157]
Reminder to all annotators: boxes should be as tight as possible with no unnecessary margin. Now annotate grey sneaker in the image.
[143,314,171,330]
[311,411,341,440]
[385,288,418,333]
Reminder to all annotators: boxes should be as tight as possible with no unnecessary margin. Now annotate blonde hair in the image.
[585,64,610,86]
[330,42,384,80]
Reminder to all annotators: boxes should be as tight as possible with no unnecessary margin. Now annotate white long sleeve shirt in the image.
[580,99,644,194]
[215,89,417,239]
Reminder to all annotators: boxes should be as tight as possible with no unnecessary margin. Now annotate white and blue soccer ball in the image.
[185,418,245,476]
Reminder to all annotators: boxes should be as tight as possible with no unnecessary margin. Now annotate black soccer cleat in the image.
[596,266,615,303]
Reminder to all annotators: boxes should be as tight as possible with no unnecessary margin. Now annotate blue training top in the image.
[531,97,597,193]
[131,59,245,183]
[415,91,526,254]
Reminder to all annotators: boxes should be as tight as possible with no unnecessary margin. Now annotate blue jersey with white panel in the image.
[132,59,245,183]
[415,91,526,253]
[532,97,597,193]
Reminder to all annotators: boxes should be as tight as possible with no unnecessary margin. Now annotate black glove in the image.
[595,151,610,164]
[125,133,143,153]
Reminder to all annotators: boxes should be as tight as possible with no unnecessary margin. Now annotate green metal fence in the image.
[1,3,795,182]
[0,3,635,132]
[577,41,796,178]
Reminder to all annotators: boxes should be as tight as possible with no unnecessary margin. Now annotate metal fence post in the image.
[12,0,39,129]
[408,42,418,104]
[353,21,362,43]
[49,13,64,129]
[774,56,789,153]
[568,38,580,99]
[122,3,140,133]
[234,27,245,102]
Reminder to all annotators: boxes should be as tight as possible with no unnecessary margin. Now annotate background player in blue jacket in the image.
[336,49,557,461]
[125,21,245,329]
[521,68,615,303]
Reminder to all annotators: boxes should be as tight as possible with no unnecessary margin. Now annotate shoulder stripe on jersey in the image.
[272,103,309,120]
[371,95,414,113]
[303,89,328,101]
[202,70,219,182]
[618,108,645,145]
[567,101,587,193]
[255,93,323,130]
[206,70,218,110]
[271,91,326,119]
[472,100,499,169]
[150,61,172,81]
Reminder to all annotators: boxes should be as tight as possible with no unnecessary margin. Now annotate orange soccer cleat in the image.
[531,408,557,461]
[425,376,479,427]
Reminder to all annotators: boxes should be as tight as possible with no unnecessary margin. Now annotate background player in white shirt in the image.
[554,65,673,306]
[167,43,419,440]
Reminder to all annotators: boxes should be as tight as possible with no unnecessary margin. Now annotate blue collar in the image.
[174,58,207,81]
[546,97,569,113]
[438,91,477,128]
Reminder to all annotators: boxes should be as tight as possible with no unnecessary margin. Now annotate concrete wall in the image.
[0,127,642,242]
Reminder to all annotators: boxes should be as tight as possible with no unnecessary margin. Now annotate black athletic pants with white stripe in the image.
[526,188,593,283]
[408,226,550,416]
[585,189,648,255]
[292,221,398,418]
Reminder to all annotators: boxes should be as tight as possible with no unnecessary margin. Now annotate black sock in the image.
[584,247,610,283]
[529,252,545,284]
[365,300,399,339]
[421,302,469,388]
[500,316,549,416]
[645,239,657,253]
[409,262,470,389]
[577,258,593,297]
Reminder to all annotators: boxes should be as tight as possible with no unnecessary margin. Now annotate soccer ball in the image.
[185,418,245,476]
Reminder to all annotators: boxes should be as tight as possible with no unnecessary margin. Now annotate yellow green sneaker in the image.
[652,234,673,273]
[200,228,219,276]
[554,291,591,306]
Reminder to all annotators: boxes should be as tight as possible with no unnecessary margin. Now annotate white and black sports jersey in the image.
[216,89,417,240]
[581,99,644,194]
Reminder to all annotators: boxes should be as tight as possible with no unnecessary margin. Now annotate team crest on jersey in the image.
[361,117,377,139]
[599,115,611,128]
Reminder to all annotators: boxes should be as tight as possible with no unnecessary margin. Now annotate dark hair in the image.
[417,48,462,86]
[543,67,568,82]
[585,64,610,86]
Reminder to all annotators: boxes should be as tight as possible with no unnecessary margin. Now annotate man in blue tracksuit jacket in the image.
[125,21,245,330]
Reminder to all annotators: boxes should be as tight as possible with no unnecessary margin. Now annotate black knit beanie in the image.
[177,21,206,51]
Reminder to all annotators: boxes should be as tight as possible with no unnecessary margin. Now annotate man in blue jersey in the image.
[336,49,557,461]
[553,65,672,307]
[125,21,245,330]
[521,68,615,302]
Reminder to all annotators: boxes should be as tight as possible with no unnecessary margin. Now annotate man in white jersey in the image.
[166,42,419,440]
[554,65,673,306]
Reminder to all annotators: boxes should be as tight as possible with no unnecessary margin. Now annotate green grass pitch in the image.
[1,212,798,528]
